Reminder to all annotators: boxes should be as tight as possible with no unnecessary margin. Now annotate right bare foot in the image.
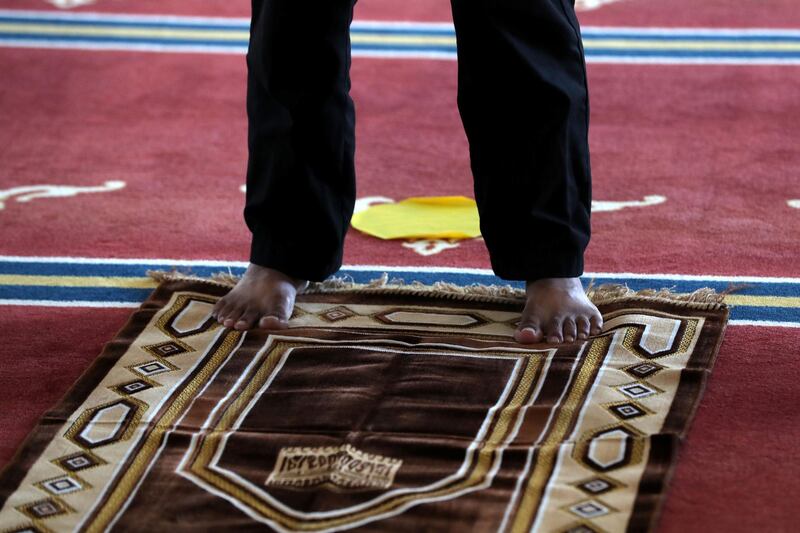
[210,264,309,331]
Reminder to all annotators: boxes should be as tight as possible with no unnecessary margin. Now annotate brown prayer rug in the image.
[0,276,729,533]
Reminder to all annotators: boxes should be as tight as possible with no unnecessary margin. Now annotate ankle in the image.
[526,276,580,288]
[246,264,306,285]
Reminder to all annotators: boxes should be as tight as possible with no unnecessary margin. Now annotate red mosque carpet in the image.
[0,0,798,531]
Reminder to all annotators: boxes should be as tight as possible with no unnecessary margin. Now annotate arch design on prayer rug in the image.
[0,277,729,533]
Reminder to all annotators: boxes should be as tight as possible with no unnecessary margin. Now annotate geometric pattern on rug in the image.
[0,279,729,532]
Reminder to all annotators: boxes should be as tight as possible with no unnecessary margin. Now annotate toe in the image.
[258,289,296,330]
[545,316,565,344]
[211,297,226,320]
[515,301,545,344]
[514,321,543,344]
[590,313,604,335]
[215,302,232,324]
[223,305,247,329]
[259,314,289,330]
[562,318,577,343]
[234,309,260,331]
[576,316,591,339]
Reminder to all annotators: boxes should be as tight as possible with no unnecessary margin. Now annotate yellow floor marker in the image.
[351,196,481,240]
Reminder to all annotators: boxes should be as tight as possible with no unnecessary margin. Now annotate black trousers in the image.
[244,0,591,282]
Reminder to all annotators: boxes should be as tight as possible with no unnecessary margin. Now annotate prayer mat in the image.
[0,275,729,533]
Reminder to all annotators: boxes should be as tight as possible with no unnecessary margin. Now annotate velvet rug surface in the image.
[0,277,729,532]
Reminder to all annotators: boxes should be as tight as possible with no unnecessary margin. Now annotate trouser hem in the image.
[249,230,343,282]
[489,251,585,282]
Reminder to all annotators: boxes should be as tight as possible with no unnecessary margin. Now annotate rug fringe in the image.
[147,269,732,310]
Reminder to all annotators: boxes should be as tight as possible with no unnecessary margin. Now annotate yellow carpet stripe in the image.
[0,24,455,46]
[721,294,800,308]
[0,275,157,288]
[351,33,455,46]
[0,22,249,41]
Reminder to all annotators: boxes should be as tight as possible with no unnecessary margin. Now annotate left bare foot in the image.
[514,277,603,344]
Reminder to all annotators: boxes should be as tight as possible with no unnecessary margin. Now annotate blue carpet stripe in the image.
[0,261,238,278]
[1,259,799,324]
[1,261,799,296]
[0,285,153,302]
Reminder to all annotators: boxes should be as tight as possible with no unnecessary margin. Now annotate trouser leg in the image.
[450,0,592,281]
[244,0,357,282]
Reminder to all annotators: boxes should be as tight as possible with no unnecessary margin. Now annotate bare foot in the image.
[513,277,603,344]
[210,264,309,331]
